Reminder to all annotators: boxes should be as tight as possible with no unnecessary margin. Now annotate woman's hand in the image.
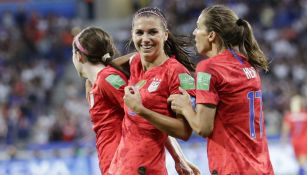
[175,159,201,175]
[167,87,192,115]
[123,86,144,113]
[85,79,92,100]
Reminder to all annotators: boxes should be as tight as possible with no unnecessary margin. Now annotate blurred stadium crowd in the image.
[0,0,306,161]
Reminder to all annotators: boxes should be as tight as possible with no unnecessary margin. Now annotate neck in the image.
[83,63,105,83]
[206,43,226,58]
[141,53,168,71]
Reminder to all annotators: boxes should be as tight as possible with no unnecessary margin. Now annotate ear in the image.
[164,30,169,42]
[77,52,86,63]
[208,31,217,42]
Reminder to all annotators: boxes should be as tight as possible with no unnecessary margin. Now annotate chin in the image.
[79,72,85,78]
[143,54,157,62]
[196,48,203,55]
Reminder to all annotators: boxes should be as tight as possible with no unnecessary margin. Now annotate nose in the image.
[192,29,196,36]
[141,33,150,43]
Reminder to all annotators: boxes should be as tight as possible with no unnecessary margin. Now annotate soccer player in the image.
[72,27,199,174]
[108,7,198,175]
[282,95,307,175]
[167,5,274,174]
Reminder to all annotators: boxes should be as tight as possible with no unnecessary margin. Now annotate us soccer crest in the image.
[148,78,161,92]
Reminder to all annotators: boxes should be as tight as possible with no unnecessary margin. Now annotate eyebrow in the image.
[134,27,159,31]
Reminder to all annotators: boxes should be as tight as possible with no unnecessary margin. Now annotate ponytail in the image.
[239,20,269,71]
[103,54,130,77]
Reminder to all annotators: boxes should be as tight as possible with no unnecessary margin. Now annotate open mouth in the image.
[141,45,154,51]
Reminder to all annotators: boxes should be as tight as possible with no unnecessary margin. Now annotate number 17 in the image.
[247,90,263,139]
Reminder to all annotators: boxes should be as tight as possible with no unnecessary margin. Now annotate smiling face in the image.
[193,14,211,56]
[132,16,168,63]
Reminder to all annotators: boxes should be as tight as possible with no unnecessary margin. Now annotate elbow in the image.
[196,126,213,137]
[176,130,192,141]
[181,132,192,141]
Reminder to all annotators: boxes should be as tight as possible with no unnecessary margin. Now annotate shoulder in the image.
[165,57,195,90]
[97,67,127,91]
[166,56,190,74]
[130,53,141,65]
[196,57,218,74]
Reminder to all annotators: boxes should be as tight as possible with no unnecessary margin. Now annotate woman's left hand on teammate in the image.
[124,86,144,113]
[167,87,192,115]
[85,79,92,100]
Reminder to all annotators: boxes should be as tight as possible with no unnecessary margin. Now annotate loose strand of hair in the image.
[164,33,195,72]
[104,57,130,78]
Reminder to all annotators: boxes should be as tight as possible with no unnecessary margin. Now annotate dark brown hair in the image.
[132,7,195,72]
[201,5,269,71]
[73,27,129,76]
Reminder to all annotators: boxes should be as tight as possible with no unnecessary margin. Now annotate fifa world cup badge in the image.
[148,78,161,92]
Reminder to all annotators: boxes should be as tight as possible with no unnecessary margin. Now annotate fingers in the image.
[167,94,182,103]
[179,87,190,97]
[85,79,92,99]
[132,86,140,96]
[85,79,92,87]
[124,86,134,95]
[167,95,175,103]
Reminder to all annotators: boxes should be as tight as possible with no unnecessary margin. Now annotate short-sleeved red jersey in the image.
[284,111,307,157]
[109,54,195,175]
[88,66,127,174]
[195,50,274,174]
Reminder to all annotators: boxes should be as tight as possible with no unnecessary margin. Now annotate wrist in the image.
[174,157,183,164]
[135,105,146,115]
[182,105,194,117]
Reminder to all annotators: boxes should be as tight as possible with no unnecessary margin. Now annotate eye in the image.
[134,30,143,36]
[148,29,158,35]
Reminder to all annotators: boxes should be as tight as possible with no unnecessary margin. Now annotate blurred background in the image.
[0,0,306,174]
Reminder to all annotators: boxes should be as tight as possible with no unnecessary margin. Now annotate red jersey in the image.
[195,50,274,174]
[109,54,195,175]
[88,66,127,174]
[284,111,307,157]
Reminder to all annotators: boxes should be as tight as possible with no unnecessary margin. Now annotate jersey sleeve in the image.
[168,64,195,97]
[195,60,220,105]
[99,73,127,109]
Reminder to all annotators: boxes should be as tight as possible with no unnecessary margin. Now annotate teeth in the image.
[141,45,152,49]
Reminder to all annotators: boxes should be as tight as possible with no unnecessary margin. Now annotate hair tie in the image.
[102,53,111,62]
[236,18,244,26]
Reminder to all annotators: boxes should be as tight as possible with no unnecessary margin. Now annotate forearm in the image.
[182,106,201,134]
[165,136,186,162]
[111,52,136,66]
[137,106,192,140]
[183,104,216,137]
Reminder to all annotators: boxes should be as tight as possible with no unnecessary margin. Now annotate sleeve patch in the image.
[197,72,211,90]
[105,74,126,89]
[179,73,195,90]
